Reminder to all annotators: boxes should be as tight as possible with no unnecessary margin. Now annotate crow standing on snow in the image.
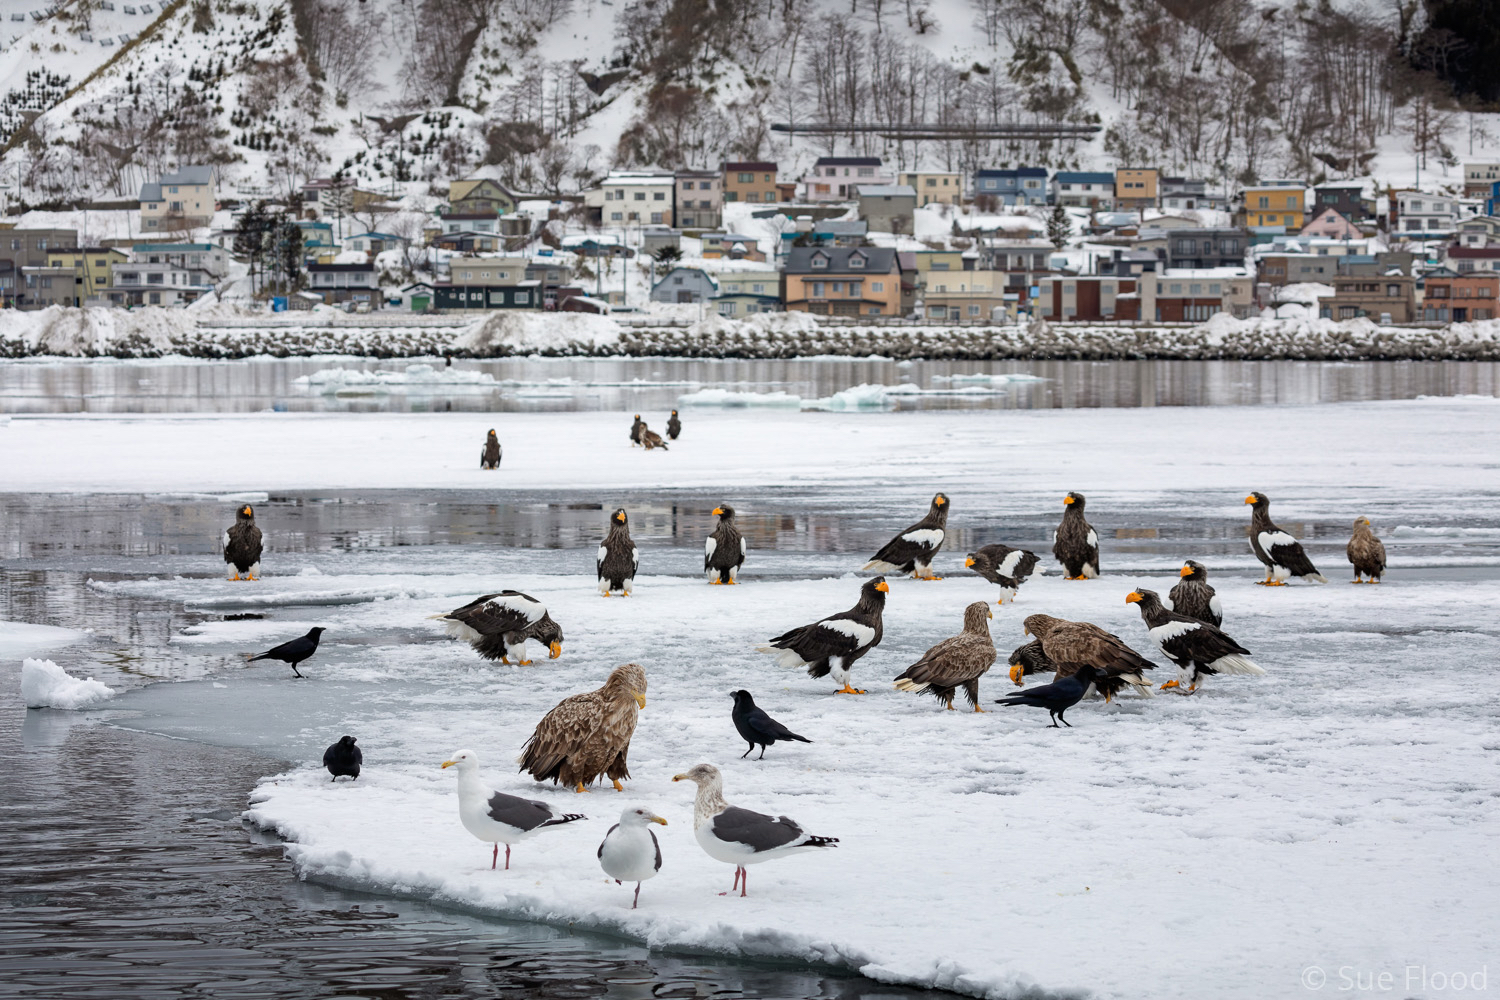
[246,627,326,678]
[323,735,362,781]
[730,689,812,759]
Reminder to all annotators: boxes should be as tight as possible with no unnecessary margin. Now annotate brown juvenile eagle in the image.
[1346,516,1386,584]
[1022,613,1156,701]
[893,601,996,711]
[518,663,647,793]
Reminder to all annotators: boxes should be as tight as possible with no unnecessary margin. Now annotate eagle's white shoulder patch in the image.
[1259,529,1299,554]
[1085,529,1098,548]
[1208,594,1223,619]
[596,545,608,565]
[998,549,1024,576]
[1150,619,1201,643]
[705,536,717,558]
[902,528,944,548]
[820,619,876,648]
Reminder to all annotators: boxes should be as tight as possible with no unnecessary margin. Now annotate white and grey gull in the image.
[671,763,837,897]
[441,749,585,870]
[597,807,667,908]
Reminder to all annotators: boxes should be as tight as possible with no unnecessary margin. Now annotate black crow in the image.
[730,690,812,759]
[993,666,1099,727]
[246,627,326,678]
[323,735,362,781]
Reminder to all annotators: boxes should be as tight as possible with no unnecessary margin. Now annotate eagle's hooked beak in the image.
[987,608,993,619]
[934,495,946,505]
[1179,565,1193,577]
[1125,591,1143,604]
[1009,663,1024,685]
[712,507,724,516]
[615,512,625,522]
[875,580,889,592]
[549,641,562,659]
[1023,626,1030,636]
[441,760,456,769]
[634,692,647,709]
[964,556,975,567]
[1243,495,1256,504]
[1063,495,1075,505]
[242,506,252,516]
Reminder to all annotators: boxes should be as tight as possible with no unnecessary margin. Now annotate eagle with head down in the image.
[518,663,647,793]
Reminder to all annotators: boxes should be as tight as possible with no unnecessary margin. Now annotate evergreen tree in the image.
[1046,204,1072,250]
[233,201,270,294]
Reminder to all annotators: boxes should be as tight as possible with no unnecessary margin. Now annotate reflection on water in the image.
[2,356,1496,413]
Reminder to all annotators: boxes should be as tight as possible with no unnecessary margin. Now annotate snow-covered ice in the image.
[8,395,1499,998]
[20,658,116,710]
[294,364,501,393]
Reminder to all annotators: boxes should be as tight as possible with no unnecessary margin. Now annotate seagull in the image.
[245,627,325,678]
[323,735,361,781]
[597,807,667,908]
[441,749,585,870]
[672,763,837,897]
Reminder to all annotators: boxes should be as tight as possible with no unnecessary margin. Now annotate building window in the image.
[812,282,824,297]
[848,282,862,298]
[848,255,864,268]
[634,192,646,201]
[149,292,161,304]
[811,256,827,269]
[719,302,736,315]
[871,281,884,292]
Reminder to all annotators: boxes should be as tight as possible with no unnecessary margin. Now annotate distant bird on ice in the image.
[1167,560,1222,626]
[1245,492,1328,585]
[863,493,949,580]
[597,508,638,596]
[758,576,887,694]
[1347,517,1386,584]
[323,735,361,781]
[672,763,837,897]
[640,426,669,450]
[705,504,746,584]
[1052,491,1099,579]
[223,504,263,581]
[629,414,645,446]
[730,689,812,759]
[428,591,563,663]
[666,410,681,440]
[441,749,585,870]
[480,429,502,470]
[518,663,647,792]
[1127,589,1264,694]
[965,543,1039,604]
[893,601,996,711]
[598,807,666,908]
[246,627,325,678]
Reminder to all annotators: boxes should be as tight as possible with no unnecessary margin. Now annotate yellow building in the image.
[45,247,129,304]
[1114,168,1159,209]
[897,171,963,206]
[1241,181,1306,230]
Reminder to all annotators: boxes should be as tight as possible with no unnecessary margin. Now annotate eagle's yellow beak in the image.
[1063,496,1074,505]
[712,507,724,516]
[1009,663,1024,685]
[935,496,946,505]
[242,506,252,516]
[1244,495,1256,504]
[1023,626,1031,636]
[964,556,975,567]
[441,760,456,769]
[615,512,625,522]
[634,692,647,709]
[651,815,668,826]
[875,580,889,592]
[987,608,993,619]
[1179,565,1192,577]
[549,641,562,659]
[1125,591,1143,604]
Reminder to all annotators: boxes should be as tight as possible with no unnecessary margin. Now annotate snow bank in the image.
[676,389,802,407]
[294,364,500,393]
[930,372,1046,384]
[684,312,821,339]
[0,620,84,660]
[0,306,192,357]
[805,382,1007,409]
[20,658,115,709]
[454,312,621,355]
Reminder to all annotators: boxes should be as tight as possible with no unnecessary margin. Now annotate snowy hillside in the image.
[2,0,1498,210]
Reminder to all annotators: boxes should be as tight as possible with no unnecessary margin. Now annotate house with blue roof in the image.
[973,167,1048,206]
[1052,171,1116,208]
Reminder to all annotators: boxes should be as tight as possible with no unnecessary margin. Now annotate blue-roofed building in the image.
[1051,171,1115,208]
[1487,181,1500,218]
[973,167,1048,206]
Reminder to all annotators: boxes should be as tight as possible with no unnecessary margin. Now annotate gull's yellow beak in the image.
[712,507,724,516]
[1125,591,1143,604]
[1063,496,1074,505]
[652,815,668,826]
[441,760,456,769]
[549,641,562,659]
[875,580,889,592]
[964,556,975,567]
[634,692,647,709]
[671,774,686,782]
[1179,565,1192,577]
[1244,495,1256,504]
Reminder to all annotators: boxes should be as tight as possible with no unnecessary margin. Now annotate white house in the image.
[1394,191,1457,239]
[586,171,678,227]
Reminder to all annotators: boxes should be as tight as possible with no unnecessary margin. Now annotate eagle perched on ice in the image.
[705,504,746,584]
[480,429,502,470]
[518,662,647,793]
[1245,492,1327,585]
[1127,589,1264,694]
[598,508,638,596]
[759,577,887,694]
[1167,560,1222,627]
[863,493,949,580]
[1021,613,1156,701]
[223,504,263,581]
[1347,517,1386,584]
[1052,492,1099,580]
[965,543,1039,604]
[893,601,996,711]
[428,591,563,663]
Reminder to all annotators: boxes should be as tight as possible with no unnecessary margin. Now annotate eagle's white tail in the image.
[1212,654,1265,675]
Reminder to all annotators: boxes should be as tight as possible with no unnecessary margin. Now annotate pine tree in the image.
[1046,204,1072,250]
